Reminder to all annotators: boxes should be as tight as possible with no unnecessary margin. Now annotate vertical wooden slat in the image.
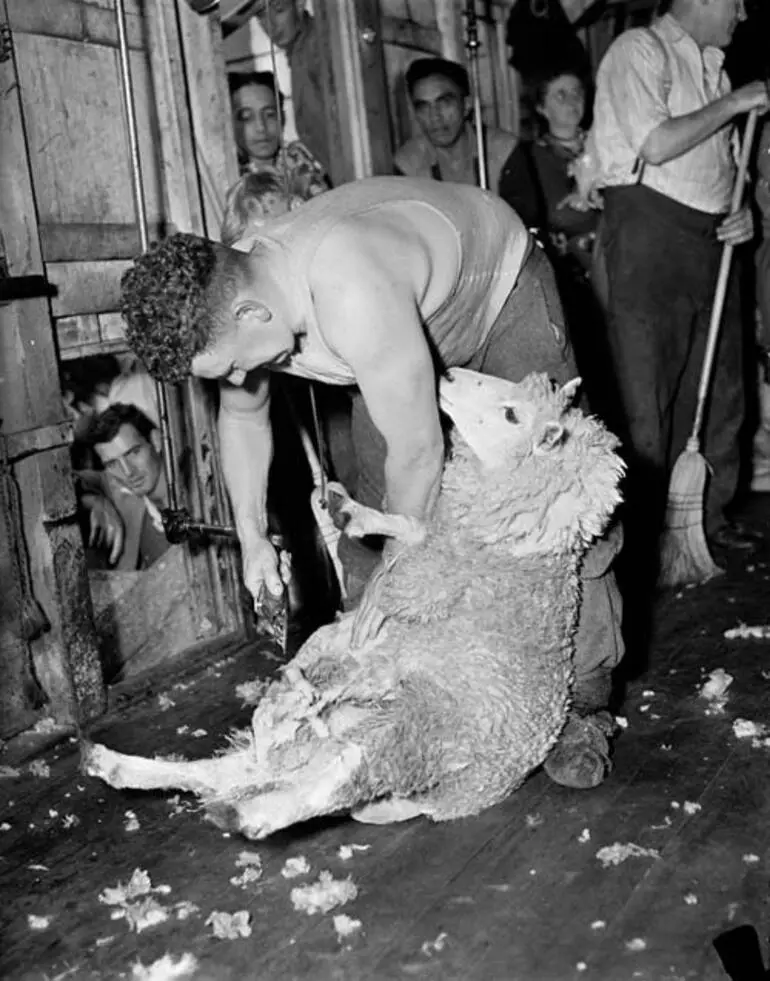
[314,0,393,184]
[144,0,242,635]
[0,4,106,725]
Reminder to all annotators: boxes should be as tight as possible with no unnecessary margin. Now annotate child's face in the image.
[250,191,292,222]
[232,83,281,163]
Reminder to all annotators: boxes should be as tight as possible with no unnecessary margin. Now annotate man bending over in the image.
[120,175,623,790]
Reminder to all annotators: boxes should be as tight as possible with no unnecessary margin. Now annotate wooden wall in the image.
[0,0,241,734]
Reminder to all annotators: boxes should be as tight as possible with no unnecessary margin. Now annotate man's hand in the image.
[717,205,755,247]
[85,496,125,566]
[729,81,770,116]
[242,537,284,608]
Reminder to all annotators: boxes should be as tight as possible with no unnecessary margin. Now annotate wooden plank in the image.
[5,421,72,463]
[7,0,144,49]
[141,0,242,637]
[14,33,164,229]
[57,339,129,361]
[176,0,239,236]
[98,311,127,342]
[381,14,443,53]
[46,260,131,317]
[56,313,101,351]
[174,0,250,635]
[145,0,204,235]
[90,546,205,682]
[0,28,106,728]
[582,750,770,980]
[39,221,166,262]
[0,32,62,433]
[357,0,395,176]
[17,447,106,725]
[314,0,394,184]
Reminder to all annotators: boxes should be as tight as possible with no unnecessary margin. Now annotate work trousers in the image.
[336,244,625,713]
[596,185,746,542]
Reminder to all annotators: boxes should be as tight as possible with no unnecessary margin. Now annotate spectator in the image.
[221,171,304,247]
[498,66,608,417]
[77,403,169,572]
[250,1,331,175]
[394,58,517,192]
[590,0,769,568]
[229,71,330,200]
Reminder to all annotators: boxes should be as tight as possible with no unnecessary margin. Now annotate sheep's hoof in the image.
[351,797,425,825]
[543,712,613,790]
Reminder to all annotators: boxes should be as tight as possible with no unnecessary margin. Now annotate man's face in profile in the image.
[255,0,303,50]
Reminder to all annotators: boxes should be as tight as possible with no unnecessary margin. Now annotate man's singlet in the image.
[251,176,530,385]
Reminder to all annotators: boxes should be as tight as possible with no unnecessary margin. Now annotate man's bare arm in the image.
[313,233,444,522]
[218,371,282,599]
[641,82,770,165]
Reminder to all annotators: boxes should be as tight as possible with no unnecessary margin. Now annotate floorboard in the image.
[2,502,770,981]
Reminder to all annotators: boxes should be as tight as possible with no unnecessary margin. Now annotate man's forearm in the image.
[640,92,738,165]
[384,446,444,521]
[218,409,273,548]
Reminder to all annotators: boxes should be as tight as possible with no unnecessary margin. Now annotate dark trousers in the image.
[596,185,746,543]
[335,245,625,712]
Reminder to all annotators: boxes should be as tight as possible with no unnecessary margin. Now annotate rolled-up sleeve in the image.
[598,31,671,155]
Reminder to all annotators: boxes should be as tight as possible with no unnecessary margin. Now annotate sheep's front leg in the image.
[82,742,261,799]
[327,483,425,546]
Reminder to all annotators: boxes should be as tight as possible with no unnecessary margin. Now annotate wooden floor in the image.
[2,505,770,981]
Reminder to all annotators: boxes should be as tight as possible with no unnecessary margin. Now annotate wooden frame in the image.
[0,0,244,732]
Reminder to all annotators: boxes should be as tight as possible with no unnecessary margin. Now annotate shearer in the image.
[120,175,624,791]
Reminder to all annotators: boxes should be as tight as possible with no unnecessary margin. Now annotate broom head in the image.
[658,445,723,588]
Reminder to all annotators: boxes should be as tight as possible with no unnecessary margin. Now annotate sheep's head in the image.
[439,369,624,555]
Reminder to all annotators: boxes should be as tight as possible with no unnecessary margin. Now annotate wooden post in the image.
[146,0,243,636]
[314,0,394,184]
[0,5,106,728]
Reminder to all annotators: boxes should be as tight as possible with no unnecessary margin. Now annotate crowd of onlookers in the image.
[68,0,770,595]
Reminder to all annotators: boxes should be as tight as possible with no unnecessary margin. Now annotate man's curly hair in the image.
[121,233,223,383]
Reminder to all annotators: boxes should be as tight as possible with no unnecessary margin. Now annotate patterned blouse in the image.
[240,140,331,200]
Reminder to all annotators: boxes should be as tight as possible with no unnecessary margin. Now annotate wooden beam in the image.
[381,15,442,53]
[39,222,166,262]
[7,0,145,49]
[46,260,131,318]
[5,422,73,464]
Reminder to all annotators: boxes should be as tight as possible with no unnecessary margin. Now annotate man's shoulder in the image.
[601,22,668,69]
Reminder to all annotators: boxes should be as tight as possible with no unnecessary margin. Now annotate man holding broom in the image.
[589,0,769,573]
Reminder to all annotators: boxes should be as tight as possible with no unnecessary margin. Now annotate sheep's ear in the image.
[560,378,582,406]
[534,422,565,454]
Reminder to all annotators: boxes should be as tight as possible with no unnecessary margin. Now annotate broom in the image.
[658,108,760,588]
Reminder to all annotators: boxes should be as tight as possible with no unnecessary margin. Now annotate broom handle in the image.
[688,108,759,447]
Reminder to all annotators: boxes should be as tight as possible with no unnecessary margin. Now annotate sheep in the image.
[84,368,624,839]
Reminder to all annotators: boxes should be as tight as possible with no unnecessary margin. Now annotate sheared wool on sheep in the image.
[85,369,623,839]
